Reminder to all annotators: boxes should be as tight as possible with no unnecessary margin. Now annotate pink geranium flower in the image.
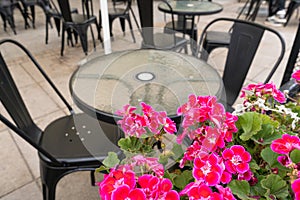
[292,70,300,81]
[215,185,236,200]
[99,169,136,200]
[111,185,146,200]
[271,134,300,155]
[138,174,160,199]
[187,183,222,199]
[222,145,251,174]
[240,82,286,103]
[292,179,300,200]
[116,102,176,137]
[193,153,223,186]
[138,175,179,200]
[179,140,208,168]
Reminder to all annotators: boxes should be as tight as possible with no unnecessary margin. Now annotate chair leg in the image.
[40,162,68,200]
[29,5,35,28]
[126,16,136,43]
[61,27,65,56]
[53,17,61,36]
[45,17,49,44]
[15,3,29,29]
[0,13,7,32]
[77,26,89,55]
[119,17,126,34]
[90,170,96,186]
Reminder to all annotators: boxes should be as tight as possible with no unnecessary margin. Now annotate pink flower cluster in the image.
[240,82,286,103]
[175,95,249,199]
[99,168,179,200]
[177,95,238,164]
[116,102,177,137]
[271,134,300,199]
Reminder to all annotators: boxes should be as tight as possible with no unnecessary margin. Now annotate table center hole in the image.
[136,72,155,81]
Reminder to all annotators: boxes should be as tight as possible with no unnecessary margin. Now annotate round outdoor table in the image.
[158,1,223,16]
[70,49,224,125]
[158,0,223,52]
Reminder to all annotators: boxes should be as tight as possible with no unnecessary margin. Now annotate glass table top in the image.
[70,49,224,123]
[158,1,223,15]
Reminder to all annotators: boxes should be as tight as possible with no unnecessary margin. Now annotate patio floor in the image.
[0,0,299,199]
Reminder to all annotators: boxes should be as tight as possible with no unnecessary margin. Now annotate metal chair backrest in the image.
[0,39,73,163]
[56,0,72,22]
[198,18,286,108]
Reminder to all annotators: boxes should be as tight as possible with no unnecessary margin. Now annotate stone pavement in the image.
[0,0,299,199]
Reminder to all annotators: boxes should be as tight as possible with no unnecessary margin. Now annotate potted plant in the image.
[96,70,300,200]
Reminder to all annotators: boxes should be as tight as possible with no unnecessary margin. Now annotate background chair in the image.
[199,0,265,61]
[42,0,79,44]
[56,0,99,56]
[0,39,121,200]
[284,0,300,26]
[197,17,286,111]
[99,0,135,42]
[19,0,40,28]
[0,0,27,34]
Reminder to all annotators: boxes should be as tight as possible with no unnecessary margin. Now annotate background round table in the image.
[158,1,223,16]
[70,49,224,124]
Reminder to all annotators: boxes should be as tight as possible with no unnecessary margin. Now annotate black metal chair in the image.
[56,0,99,56]
[39,0,79,44]
[18,0,40,28]
[99,0,135,42]
[0,0,27,34]
[197,18,286,111]
[199,0,265,62]
[284,0,300,26]
[0,39,121,200]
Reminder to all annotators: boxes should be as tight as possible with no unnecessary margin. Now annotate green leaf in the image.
[237,112,262,141]
[173,170,193,190]
[95,165,109,173]
[249,160,260,170]
[261,174,289,199]
[118,137,142,152]
[260,114,280,128]
[228,180,256,200]
[102,152,120,168]
[250,180,267,197]
[290,149,300,163]
[260,147,279,167]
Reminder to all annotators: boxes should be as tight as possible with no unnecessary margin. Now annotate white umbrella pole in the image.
[100,0,111,54]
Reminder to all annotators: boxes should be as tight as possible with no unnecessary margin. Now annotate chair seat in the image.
[205,31,231,45]
[22,0,39,6]
[40,113,121,165]
[70,13,96,24]
[108,7,126,16]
